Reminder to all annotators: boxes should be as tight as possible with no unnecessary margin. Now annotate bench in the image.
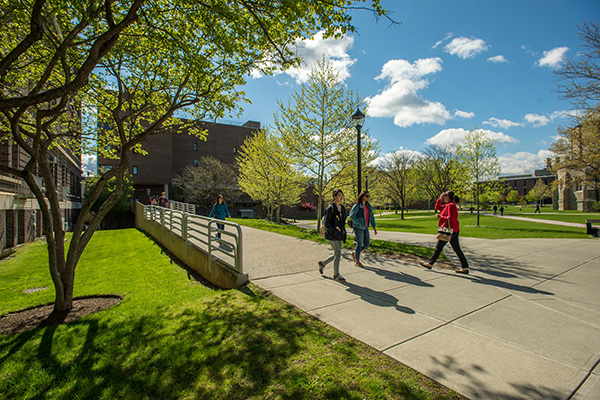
[586,219,600,237]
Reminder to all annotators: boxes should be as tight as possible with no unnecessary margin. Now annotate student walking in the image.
[349,190,377,268]
[209,195,231,239]
[158,191,169,208]
[500,205,504,216]
[318,189,348,282]
[420,191,469,274]
[534,204,541,213]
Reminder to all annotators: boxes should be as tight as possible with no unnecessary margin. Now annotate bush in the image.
[592,201,600,212]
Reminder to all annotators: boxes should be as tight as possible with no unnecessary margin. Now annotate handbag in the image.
[436,225,453,242]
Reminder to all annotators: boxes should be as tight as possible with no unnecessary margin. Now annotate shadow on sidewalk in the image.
[324,278,416,314]
[363,265,434,288]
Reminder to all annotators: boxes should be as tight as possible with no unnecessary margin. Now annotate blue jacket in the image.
[209,203,231,219]
[349,202,376,231]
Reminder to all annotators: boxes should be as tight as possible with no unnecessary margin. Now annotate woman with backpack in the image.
[349,190,377,268]
[420,191,469,274]
[318,189,348,281]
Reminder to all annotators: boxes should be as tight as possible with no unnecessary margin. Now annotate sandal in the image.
[333,274,346,282]
[455,268,469,274]
[420,261,432,270]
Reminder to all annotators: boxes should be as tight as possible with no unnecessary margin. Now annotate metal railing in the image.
[143,204,243,274]
[170,200,196,214]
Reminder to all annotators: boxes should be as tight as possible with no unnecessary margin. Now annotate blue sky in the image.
[234,0,599,176]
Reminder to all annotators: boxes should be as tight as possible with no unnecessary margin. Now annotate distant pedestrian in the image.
[500,206,504,216]
[318,189,348,282]
[158,191,169,208]
[209,194,231,239]
[349,190,377,268]
[535,204,541,213]
[150,196,158,206]
[493,204,498,215]
[420,191,469,274]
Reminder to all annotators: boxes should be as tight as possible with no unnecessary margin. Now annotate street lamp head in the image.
[352,107,365,128]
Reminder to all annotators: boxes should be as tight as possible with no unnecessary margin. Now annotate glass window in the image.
[193,160,198,166]
[194,143,198,150]
[133,166,138,175]
[233,146,237,153]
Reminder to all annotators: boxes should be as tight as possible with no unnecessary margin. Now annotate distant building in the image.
[501,159,556,202]
[97,119,262,214]
[555,169,597,211]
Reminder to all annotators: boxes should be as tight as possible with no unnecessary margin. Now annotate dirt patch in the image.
[0,295,122,335]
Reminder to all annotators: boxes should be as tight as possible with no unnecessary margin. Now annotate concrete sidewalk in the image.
[243,226,600,400]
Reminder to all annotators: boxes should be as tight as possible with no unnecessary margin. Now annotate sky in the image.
[81,0,599,176]
[232,0,599,177]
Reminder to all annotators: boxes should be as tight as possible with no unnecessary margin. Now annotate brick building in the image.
[97,119,262,214]
[0,143,83,254]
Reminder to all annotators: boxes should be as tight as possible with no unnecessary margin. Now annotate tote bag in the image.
[436,226,453,242]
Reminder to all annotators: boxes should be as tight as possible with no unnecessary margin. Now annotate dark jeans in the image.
[429,231,469,269]
[216,222,224,239]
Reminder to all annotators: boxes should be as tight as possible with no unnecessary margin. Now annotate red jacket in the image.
[435,198,460,232]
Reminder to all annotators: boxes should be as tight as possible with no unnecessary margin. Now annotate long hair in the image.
[356,190,370,204]
[446,191,455,202]
[215,194,223,204]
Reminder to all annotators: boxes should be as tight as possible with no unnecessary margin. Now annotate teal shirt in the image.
[209,203,231,219]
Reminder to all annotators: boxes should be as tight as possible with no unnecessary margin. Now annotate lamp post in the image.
[352,108,365,194]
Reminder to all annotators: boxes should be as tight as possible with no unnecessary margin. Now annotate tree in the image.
[275,58,374,231]
[555,21,600,111]
[83,173,135,228]
[414,144,466,208]
[506,190,521,203]
[379,150,417,220]
[172,157,238,213]
[527,179,552,205]
[237,130,306,223]
[456,128,500,226]
[0,0,389,313]
[550,108,600,203]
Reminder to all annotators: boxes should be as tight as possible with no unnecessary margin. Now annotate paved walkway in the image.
[242,226,600,400]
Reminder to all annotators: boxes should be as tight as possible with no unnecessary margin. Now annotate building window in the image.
[194,143,198,150]
[132,166,138,175]
[193,160,198,166]
[99,165,113,173]
[233,146,237,153]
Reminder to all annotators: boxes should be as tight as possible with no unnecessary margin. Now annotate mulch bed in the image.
[0,295,122,336]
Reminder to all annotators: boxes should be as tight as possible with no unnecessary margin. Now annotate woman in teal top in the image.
[349,190,377,268]
[209,195,231,239]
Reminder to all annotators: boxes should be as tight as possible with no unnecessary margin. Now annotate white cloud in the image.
[426,128,519,149]
[454,109,474,119]
[371,147,423,167]
[252,31,356,83]
[433,32,453,49]
[365,58,451,127]
[536,47,568,68]
[82,154,97,176]
[524,113,551,127]
[444,37,489,59]
[499,150,554,175]
[487,55,508,63]
[483,117,522,129]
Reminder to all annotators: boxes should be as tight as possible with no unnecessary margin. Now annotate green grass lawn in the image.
[230,218,441,260]
[374,214,591,239]
[0,229,462,400]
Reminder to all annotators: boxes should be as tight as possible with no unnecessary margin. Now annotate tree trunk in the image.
[401,198,405,220]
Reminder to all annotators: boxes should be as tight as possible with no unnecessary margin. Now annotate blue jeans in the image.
[216,222,224,239]
[354,227,370,262]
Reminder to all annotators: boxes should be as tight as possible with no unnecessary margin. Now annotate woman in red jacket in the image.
[420,191,469,274]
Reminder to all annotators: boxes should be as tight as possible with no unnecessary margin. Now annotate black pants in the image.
[429,231,469,269]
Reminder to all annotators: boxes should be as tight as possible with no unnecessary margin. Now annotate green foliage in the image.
[506,190,521,203]
[415,145,466,202]
[83,173,134,222]
[237,130,306,222]
[527,179,552,204]
[172,156,238,212]
[379,151,418,219]
[275,58,378,228]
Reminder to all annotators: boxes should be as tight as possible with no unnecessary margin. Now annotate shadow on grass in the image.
[0,290,460,400]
